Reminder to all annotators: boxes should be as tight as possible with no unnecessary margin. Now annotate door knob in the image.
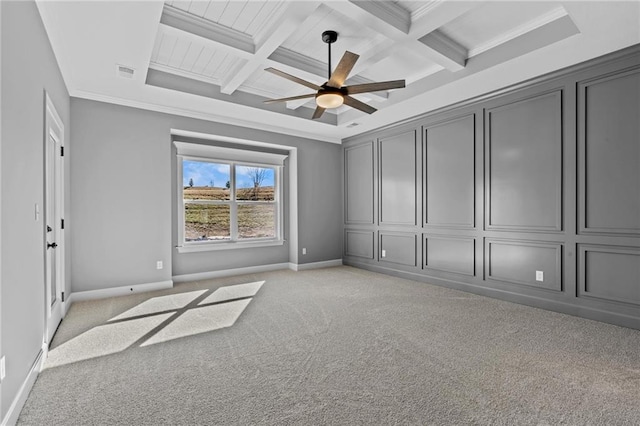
[47,242,58,249]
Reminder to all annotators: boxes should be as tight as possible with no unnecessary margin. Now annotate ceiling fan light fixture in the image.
[316,92,344,109]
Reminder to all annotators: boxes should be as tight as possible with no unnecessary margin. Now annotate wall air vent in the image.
[116,64,135,79]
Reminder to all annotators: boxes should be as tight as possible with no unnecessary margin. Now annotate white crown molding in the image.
[69,89,342,144]
[350,0,411,34]
[161,4,255,55]
[411,1,444,23]
[149,62,222,87]
[468,6,570,58]
[419,29,468,70]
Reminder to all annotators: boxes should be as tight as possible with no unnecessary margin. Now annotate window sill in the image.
[176,239,285,253]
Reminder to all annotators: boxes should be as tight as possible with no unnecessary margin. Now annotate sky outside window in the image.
[183,160,275,188]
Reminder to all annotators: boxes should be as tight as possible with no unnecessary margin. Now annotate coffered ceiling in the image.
[36,1,640,143]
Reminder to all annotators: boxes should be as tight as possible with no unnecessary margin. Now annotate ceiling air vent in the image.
[346,122,360,128]
[116,64,135,79]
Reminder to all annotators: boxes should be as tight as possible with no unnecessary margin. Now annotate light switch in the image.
[381,249,386,258]
[536,270,544,282]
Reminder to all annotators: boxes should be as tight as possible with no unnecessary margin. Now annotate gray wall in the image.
[70,99,342,288]
[343,45,640,330]
[0,1,71,419]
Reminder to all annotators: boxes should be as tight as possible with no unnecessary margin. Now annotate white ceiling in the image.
[36,1,640,143]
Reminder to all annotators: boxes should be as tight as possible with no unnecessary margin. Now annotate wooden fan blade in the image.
[312,106,326,119]
[343,95,377,114]
[264,93,316,104]
[345,80,405,95]
[327,51,360,88]
[265,68,323,91]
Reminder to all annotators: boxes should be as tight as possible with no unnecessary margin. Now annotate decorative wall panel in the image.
[379,130,417,226]
[579,245,640,306]
[579,68,640,236]
[345,141,375,224]
[486,239,562,291]
[379,232,417,267]
[345,230,374,259]
[424,115,475,228]
[486,91,562,232]
[424,235,475,276]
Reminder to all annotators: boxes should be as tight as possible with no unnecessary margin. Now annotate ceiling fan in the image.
[263,30,406,119]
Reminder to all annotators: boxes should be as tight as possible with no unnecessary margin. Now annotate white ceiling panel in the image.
[241,2,282,36]
[151,24,250,83]
[187,1,209,17]
[154,32,178,65]
[202,50,230,76]
[217,1,248,28]
[169,0,192,11]
[191,46,216,74]
[167,38,192,68]
[180,43,205,71]
[171,0,287,37]
[202,1,226,22]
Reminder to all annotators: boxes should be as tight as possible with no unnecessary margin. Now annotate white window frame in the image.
[175,142,287,253]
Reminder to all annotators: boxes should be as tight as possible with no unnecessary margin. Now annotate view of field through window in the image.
[183,160,276,242]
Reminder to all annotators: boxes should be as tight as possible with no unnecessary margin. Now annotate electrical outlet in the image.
[381,249,386,258]
[1,356,6,381]
[156,261,163,270]
[302,248,306,255]
[536,270,544,282]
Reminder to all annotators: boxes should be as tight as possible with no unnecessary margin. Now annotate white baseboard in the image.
[289,259,343,271]
[67,280,174,304]
[172,259,344,282]
[173,263,291,283]
[1,348,45,426]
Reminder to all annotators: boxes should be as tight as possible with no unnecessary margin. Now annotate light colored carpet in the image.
[18,266,640,425]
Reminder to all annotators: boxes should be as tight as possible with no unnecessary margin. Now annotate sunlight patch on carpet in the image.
[109,290,208,321]
[140,299,252,346]
[198,281,264,305]
[45,313,173,368]
[45,281,265,365]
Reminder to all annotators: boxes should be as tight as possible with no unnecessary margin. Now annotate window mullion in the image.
[178,155,186,245]
[276,166,282,240]
[230,163,238,240]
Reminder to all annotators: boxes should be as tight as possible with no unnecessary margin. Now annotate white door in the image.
[45,95,65,344]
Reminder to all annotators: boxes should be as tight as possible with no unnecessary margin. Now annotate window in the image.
[175,142,286,252]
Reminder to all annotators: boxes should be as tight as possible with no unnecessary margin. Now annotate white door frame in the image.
[44,93,65,344]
